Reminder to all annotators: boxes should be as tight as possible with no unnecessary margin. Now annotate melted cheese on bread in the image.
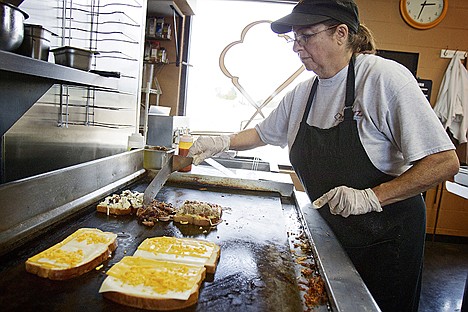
[26,228,117,269]
[99,256,205,300]
[133,236,215,266]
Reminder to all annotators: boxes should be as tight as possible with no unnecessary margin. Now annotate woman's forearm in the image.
[229,128,266,151]
[372,150,459,206]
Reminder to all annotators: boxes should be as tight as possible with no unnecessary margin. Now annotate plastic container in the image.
[127,133,144,150]
[178,133,193,172]
[142,62,154,88]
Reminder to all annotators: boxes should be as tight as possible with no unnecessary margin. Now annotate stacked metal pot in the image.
[0,1,28,51]
[1,1,56,61]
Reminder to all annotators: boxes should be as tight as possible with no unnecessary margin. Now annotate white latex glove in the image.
[312,186,382,218]
[187,135,230,165]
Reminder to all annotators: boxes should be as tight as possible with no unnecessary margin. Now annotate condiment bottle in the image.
[178,133,193,172]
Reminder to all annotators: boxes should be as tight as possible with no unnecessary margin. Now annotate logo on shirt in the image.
[334,108,362,122]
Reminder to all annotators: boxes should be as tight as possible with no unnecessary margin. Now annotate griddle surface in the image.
[0,182,303,312]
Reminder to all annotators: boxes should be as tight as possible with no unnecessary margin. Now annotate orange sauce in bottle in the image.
[178,134,193,172]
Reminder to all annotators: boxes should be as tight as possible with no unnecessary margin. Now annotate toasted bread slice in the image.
[99,256,206,311]
[25,228,117,280]
[173,200,223,227]
[133,236,220,274]
[97,204,133,215]
[173,214,221,227]
[97,190,143,216]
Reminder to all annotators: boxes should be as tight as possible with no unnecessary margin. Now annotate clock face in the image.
[400,0,448,29]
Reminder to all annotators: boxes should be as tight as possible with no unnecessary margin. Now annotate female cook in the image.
[188,1,460,311]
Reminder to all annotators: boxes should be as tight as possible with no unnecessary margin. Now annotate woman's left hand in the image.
[312,186,382,218]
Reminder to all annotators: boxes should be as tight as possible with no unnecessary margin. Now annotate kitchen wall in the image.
[355,0,468,107]
[355,0,468,162]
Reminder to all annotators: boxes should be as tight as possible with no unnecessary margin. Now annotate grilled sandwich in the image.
[25,228,117,280]
[99,256,206,310]
[173,200,223,227]
[96,190,143,215]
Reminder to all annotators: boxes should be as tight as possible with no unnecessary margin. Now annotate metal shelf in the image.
[141,87,162,95]
[0,50,118,138]
[147,0,194,16]
[0,50,117,90]
[145,35,171,41]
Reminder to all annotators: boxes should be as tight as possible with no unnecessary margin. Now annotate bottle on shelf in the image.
[157,47,167,63]
[146,17,171,40]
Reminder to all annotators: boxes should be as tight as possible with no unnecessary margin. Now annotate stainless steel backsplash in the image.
[2,0,146,183]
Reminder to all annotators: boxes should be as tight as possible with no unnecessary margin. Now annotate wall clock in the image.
[400,0,448,30]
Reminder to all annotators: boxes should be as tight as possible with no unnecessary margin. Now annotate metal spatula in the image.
[204,158,237,178]
[143,155,193,205]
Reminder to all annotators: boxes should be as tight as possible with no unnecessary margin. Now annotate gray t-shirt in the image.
[255,54,455,176]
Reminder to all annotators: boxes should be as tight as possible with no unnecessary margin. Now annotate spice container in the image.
[157,47,166,63]
[178,133,193,172]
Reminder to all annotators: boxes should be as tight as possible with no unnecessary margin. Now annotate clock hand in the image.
[417,0,428,19]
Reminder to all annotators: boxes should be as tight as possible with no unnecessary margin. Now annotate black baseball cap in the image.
[271,0,360,34]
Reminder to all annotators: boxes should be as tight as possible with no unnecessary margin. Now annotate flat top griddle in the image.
[0,181,324,312]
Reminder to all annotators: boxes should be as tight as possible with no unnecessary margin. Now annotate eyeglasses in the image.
[286,25,339,46]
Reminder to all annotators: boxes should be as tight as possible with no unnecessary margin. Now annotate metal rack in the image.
[53,0,142,129]
[140,62,164,139]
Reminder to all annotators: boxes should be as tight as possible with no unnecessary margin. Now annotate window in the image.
[186,0,313,165]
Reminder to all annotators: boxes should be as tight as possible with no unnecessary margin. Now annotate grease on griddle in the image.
[286,211,328,311]
[295,237,328,309]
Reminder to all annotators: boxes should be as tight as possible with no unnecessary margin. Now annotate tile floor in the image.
[419,238,468,312]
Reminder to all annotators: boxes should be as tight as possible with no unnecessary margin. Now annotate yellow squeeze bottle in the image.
[178,133,193,172]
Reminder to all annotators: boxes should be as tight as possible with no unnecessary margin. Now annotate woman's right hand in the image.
[187,135,230,165]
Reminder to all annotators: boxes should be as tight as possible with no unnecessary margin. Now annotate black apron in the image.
[289,57,426,312]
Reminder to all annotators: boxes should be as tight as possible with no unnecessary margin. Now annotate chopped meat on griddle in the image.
[136,200,175,226]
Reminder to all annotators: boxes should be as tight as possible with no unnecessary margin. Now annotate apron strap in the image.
[301,78,319,124]
[344,55,356,121]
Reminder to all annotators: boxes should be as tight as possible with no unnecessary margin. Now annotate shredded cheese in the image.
[137,236,214,258]
[26,228,116,269]
[100,256,205,299]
